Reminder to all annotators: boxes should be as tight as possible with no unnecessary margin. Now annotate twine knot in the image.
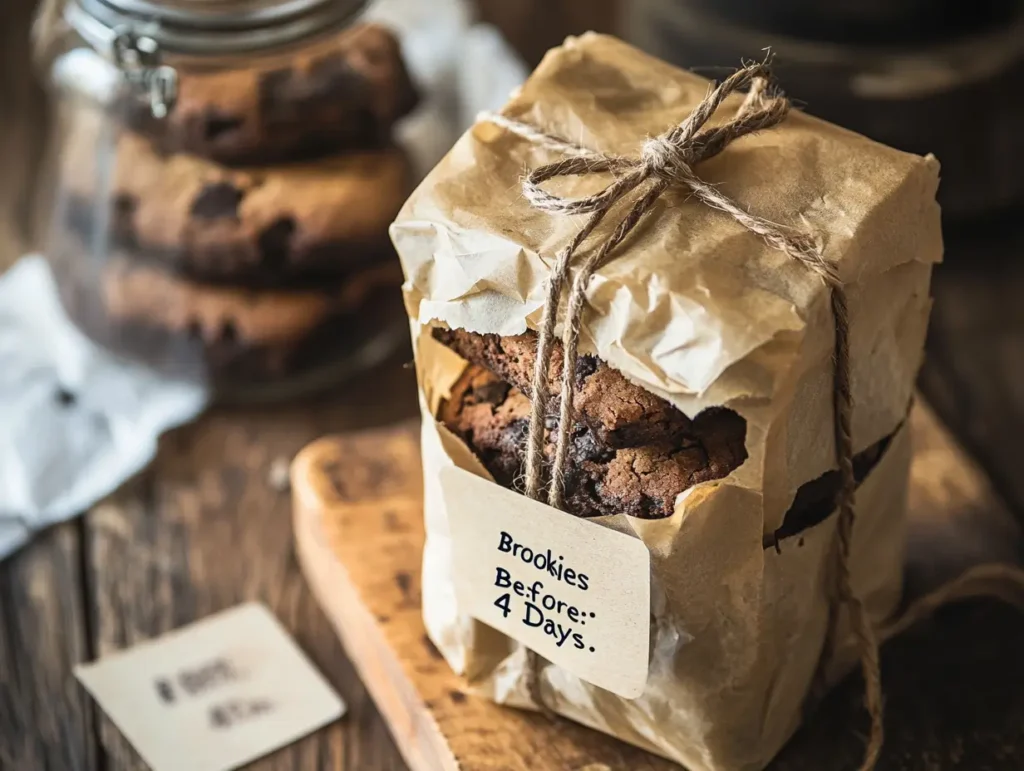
[477,60,883,771]
[640,135,696,182]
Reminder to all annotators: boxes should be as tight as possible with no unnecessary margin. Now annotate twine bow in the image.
[479,62,883,770]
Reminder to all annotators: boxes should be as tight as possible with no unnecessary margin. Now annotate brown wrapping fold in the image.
[390,33,941,771]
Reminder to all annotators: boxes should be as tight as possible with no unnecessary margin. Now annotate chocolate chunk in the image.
[439,364,747,519]
[111,193,137,244]
[574,354,599,386]
[190,183,244,220]
[470,380,511,406]
[257,217,297,270]
[219,318,239,344]
[203,112,244,141]
[258,69,302,123]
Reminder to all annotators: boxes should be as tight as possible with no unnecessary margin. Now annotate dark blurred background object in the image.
[472,0,619,70]
[624,0,1024,223]
[0,0,49,269]
[472,0,1024,224]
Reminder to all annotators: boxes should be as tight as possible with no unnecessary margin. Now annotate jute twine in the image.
[479,63,884,770]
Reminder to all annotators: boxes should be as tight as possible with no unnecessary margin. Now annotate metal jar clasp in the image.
[111,26,178,119]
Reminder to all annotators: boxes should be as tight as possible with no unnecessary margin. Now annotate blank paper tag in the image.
[441,467,650,698]
[75,603,345,771]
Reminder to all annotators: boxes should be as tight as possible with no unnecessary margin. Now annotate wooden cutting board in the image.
[290,401,1024,771]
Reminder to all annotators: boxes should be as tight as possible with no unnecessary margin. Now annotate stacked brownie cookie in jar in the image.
[37,0,417,400]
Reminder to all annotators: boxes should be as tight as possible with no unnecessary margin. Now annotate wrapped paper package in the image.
[390,34,942,771]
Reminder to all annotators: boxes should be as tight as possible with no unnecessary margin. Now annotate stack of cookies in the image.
[53,23,418,391]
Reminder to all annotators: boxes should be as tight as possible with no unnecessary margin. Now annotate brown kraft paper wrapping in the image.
[390,33,942,771]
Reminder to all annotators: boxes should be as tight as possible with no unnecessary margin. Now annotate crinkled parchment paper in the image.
[391,34,941,771]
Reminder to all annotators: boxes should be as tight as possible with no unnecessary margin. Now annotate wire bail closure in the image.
[111,26,177,118]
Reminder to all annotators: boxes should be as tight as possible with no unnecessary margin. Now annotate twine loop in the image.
[478,61,883,770]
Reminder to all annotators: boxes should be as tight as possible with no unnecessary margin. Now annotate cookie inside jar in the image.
[56,239,406,400]
[38,1,418,401]
[121,22,419,166]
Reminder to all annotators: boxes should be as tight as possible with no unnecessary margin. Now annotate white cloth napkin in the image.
[0,257,208,558]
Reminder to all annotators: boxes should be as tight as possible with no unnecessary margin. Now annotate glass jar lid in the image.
[63,0,368,117]
[67,0,369,56]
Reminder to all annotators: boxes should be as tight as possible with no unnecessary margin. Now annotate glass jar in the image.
[34,0,418,402]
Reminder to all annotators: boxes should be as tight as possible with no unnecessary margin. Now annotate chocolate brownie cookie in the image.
[433,327,694,449]
[58,249,404,384]
[439,364,747,519]
[100,259,399,343]
[440,363,899,527]
[63,128,411,285]
[123,24,419,165]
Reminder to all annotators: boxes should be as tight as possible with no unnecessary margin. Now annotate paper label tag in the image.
[441,467,650,698]
[75,603,345,771]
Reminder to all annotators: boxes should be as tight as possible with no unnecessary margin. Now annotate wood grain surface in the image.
[293,423,674,771]
[290,402,1024,771]
[0,361,420,771]
[0,524,97,771]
